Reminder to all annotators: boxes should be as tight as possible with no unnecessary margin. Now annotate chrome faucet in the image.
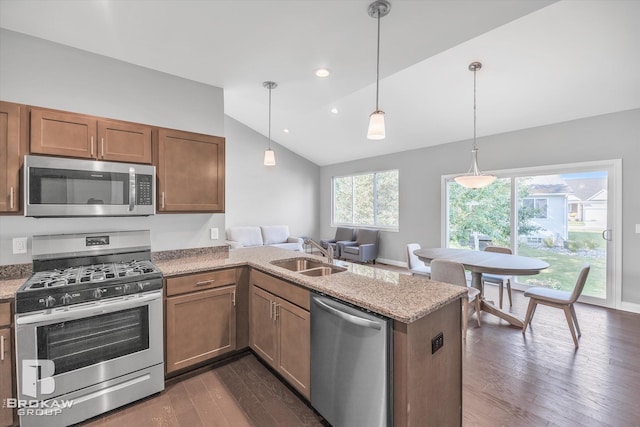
[304,239,334,263]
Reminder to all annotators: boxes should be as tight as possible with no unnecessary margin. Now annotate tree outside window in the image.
[332,170,399,229]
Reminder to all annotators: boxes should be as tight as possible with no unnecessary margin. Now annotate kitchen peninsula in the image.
[156,246,466,426]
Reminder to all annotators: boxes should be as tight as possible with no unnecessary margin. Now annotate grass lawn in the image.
[517,230,606,298]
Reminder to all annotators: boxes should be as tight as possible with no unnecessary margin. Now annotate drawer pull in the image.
[195,279,216,286]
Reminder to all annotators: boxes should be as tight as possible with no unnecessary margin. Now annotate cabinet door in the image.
[30,108,96,159]
[98,120,152,164]
[156,128,225,212]
[165,285,236,374]
[276,297,311,399]
[0,328,13,427]
[0,101,25,213]
[249,286,277,366]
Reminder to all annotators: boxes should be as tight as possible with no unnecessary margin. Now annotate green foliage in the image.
[566,240,581,252]
[447,178,541,248]
[543,237,555,248]
[333,170,398,227]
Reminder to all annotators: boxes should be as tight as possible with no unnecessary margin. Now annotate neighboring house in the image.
[522,175,608,246]
[522,175,571,245]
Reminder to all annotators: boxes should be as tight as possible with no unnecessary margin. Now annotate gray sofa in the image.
[226,225,303,251]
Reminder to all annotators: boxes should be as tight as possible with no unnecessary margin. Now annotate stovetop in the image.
[23,260,160,290]
[16,258,163,314]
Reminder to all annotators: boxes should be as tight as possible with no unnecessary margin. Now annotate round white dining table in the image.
[414,247,549,328]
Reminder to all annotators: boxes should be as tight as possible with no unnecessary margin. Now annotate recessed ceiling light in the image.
[314,68,331,78]
[331,108,339,114]
[283,128,290,133]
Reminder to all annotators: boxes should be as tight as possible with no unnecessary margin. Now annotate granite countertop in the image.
[0,246,465,323]
[156,246,466,324]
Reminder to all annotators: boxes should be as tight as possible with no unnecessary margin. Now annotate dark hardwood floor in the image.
[82,267,640,427]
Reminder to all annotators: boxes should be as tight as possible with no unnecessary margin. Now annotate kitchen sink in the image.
[270,258,346,276]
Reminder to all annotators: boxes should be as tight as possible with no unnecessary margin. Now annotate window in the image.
[443,159,621,307]
[522,197,548,218]
[332,170,399,229]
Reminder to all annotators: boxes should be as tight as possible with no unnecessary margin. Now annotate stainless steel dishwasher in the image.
[311,293,392,427]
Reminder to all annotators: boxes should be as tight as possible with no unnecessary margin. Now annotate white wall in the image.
[0,29,320,265]
[320,109,640,305]
[224,115,320,241]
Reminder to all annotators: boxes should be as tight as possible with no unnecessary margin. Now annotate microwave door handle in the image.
[129,167,136,211]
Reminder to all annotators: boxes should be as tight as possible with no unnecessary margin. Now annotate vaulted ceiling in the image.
[1,0,638,165]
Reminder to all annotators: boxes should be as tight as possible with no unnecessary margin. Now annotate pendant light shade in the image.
[367,0,391,140]
[263,81,277,166]
[454,62,496,189]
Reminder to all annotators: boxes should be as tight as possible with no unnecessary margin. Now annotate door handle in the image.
[161,192,165,209]
[602,229,612,241]
[129,167,136,211]
[313,297,382,330]
[0,335,4,361]
[101,137,105,158]
[90,136,94,157]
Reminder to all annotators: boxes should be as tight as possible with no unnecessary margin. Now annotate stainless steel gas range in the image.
[14,230,164,427]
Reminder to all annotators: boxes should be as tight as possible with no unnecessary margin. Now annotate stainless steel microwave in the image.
[24,155,155,217]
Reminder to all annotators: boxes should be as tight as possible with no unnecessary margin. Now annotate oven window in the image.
[37,306,149,375]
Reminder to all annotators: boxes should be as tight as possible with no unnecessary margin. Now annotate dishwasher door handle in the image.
[312,297,382,330]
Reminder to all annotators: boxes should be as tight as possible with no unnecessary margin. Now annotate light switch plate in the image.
[636,224,640,234]
[210,228,219,240]
[13,237,28,254]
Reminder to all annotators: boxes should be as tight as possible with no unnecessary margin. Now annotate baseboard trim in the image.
[619,301,640,314]
[376,258,407,268]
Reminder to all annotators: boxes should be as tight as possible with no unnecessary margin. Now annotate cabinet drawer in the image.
[166,268,236,296]
[250,270,310,311]
[0,302,10,327]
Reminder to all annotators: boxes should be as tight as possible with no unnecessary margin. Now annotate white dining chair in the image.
[430,259,481,341]
[522,264,590,349]
[406,243,431,278]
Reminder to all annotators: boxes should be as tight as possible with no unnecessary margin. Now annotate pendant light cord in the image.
[472,65,477,151]
[268,86,272,150]
[375,11,381,111]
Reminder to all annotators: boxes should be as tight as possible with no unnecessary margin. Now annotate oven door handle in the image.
[129,167,136,212]
[16,291,161,326]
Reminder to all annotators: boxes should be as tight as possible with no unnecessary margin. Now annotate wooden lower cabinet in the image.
[165,283,237,375]
[249,271,310,399]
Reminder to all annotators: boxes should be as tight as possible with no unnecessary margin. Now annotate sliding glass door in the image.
[444,160,620,308]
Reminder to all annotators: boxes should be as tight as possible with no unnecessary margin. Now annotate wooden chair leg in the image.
[522,299,537,333]
[563,305,579,349]
[462,298,469,341]
[506,279,513,307]
[474,297,481,327]
[498,282,504,309]
[570,304,581,337]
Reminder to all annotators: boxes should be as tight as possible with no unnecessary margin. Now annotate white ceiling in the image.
[1,0,639,166]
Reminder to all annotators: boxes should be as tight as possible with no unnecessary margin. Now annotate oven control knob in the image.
[44,296,56,308]
[93,289,103,299]
[138,282,145,291]
[61,293,72,305]
[124,284,131,293]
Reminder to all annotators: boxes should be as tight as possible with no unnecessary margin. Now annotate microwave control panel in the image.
[136,175,153,205]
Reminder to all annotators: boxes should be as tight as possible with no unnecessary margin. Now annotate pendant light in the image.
[367,0,391,140]
[263,81,277,166]
[454,62,497,189]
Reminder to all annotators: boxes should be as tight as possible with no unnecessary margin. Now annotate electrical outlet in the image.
[13,237,28,254]
[431,332,444,354]
[210,228,219,240]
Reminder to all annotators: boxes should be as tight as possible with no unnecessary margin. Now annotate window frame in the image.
[331,169,399,231]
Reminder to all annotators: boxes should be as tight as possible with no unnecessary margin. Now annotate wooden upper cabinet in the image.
[98,120,152,164]
[29,107,152,164]
[0,101,27,213]
[156,128,225,212]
